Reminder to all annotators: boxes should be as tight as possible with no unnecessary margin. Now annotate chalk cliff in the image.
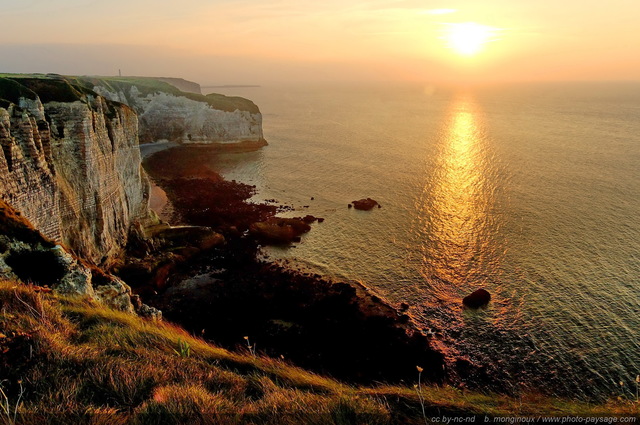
[0,77,150,266]
[84,77,266,145]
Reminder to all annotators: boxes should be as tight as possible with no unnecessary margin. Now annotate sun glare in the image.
[443,23,498,56]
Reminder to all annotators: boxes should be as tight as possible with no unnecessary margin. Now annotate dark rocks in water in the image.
[154,226,225,251]
[301,215,317,224]
[310,197,314,200]
[250,214,326,244]
[352,198,380,211]
[140,146,447,385]
[143,147,277,234]
[399,302,409,312]
[463,288,491,308]
[249,218,311,244]
[299,215,324,224]
[348,204,353,209]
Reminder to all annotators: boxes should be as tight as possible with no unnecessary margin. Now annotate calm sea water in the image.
[204,82,640,399]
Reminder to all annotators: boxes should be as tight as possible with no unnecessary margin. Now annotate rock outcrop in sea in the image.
[351,198,381,210]
[463,288,491,308]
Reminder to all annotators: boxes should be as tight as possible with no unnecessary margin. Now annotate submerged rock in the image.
[153,226,225,251]
[301,215,317,224]
[463,288,491,308]
[249,218,311,244]
[351,198,380,211]
[300,215,324,224]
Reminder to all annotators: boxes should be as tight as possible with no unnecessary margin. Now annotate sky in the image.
[1,0,639,85]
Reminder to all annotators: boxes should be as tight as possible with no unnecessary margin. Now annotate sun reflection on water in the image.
[417,94,500,301]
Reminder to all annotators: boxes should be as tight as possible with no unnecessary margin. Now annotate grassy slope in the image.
[0,74,259,114]
[0,281,636,424]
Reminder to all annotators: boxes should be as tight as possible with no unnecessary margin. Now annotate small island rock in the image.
[351,198,380,211]
[462,288,491,308]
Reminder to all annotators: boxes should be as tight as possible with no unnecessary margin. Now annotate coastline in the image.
[139,141,180,159]
[2,73,637,417]
[127,144,448,385]
[139,139,268,160]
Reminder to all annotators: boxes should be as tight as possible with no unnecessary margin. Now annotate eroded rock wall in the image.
[0,94,150,265]
[93,85,265,145]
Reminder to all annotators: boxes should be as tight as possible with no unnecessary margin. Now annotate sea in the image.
[203,82,640,400]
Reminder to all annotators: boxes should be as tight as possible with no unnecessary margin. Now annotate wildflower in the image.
[244,336,249,340]
[636,375,639,383]
[620,381,624,386]
[416,366,423,373]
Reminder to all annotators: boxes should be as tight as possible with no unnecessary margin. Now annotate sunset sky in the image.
[1,0,639,84]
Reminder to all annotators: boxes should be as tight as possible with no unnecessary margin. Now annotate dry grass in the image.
[0,281,637,424]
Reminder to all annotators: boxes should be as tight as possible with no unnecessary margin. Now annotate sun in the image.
[443,22,497,56]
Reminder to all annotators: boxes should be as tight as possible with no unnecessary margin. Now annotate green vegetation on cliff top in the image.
[0,74,259,113]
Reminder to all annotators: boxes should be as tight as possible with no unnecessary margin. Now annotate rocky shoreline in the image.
[119,145,448,385]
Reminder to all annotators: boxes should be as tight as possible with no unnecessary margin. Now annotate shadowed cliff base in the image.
[127,145,447,385]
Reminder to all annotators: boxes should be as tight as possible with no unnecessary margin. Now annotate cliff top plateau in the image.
[0,74,260,114]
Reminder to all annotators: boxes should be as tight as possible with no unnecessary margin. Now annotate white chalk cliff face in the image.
[93,85,265,145]
[0,93,150,265]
